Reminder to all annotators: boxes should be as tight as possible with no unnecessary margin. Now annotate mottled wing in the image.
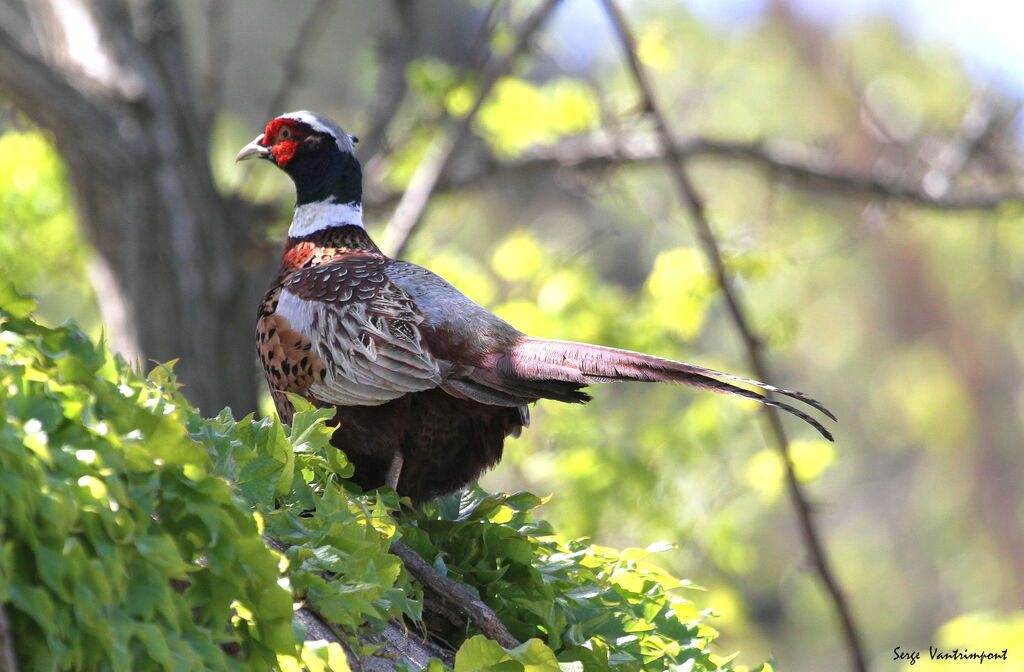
[277,255,442,406]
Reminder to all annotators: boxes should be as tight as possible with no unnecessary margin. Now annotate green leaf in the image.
[0,302,741,672]
[0,279,37,318]
[455,635,516,672]
[508,639,560,672]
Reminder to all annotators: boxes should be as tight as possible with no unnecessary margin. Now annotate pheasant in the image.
[237,111,835,502]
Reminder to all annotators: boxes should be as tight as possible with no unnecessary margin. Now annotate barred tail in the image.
[499,338,835,441]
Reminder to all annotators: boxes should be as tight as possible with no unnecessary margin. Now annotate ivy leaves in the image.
[1,284,293,670]
[1,283,741,672]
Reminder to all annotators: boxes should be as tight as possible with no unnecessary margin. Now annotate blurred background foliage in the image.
[2,0,1023,670]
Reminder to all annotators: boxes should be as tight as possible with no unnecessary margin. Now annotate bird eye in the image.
[280,127,291,140]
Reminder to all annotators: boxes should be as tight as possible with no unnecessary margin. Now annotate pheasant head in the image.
[236,110,363,235]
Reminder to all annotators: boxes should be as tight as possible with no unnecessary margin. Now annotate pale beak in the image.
[235,134,271,163]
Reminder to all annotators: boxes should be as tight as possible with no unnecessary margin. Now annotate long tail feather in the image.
[499,338,835,441]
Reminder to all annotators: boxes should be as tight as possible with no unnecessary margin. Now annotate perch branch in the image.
[390,540,521,649]
[263,535,454,669]
[382,0,564,258]
[599,2,868,672]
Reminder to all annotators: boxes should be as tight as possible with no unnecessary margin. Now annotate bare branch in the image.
[363,0,508,194]
[598,3,868,672]
[921,94,1001,199]
[382,0,565,258]
[464,0,505,71]
[365,131,1024,215]
[358,0,418,163]
[201,0,231,131]
[0,603,18,672]
[234,0,338,193]
[265,0,339,122]
[390,540,521,649]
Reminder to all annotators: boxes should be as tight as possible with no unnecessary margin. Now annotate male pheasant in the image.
[238,111,835,502]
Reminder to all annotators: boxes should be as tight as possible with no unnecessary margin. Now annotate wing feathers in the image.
[276,263,442,406]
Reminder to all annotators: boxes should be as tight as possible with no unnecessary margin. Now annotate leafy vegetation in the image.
[0,131,98,335]
[1,283,764,671]
[4,3,1024,670]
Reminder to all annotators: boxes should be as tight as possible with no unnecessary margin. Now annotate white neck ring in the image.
[289,200,363,237]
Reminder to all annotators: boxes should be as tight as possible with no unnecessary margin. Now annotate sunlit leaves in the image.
[2,290,744,671]
[408,63,601,160]
[454,636,558,672]
[878,344,972,450]
[493,232,546,282]
[744,440,836,502]
[0,288,294,671]
[904,611,1024,672]
[644,247,713,340]
[636,23,673,70]
[0,131,98,333]
[476,78,600,157]
[402,488,723,671]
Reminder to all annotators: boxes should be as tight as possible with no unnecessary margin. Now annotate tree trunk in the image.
[0,0,274,415]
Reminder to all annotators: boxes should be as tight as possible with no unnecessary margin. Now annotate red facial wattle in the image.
[262,118,305,167]
[270,140,300,166]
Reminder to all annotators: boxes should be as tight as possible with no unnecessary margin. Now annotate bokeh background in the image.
[2,0,1023,670]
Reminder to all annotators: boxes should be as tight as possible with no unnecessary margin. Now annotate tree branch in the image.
[263,535,454,670]
[363,0,508,200]
[463,0,506,72]
[0,603,18,672]
[382,0,564,258]
[920,93,1002,199]
[598,3,868,672]
[264,0,339,123]
[235,0,338,193]
[365,131,1024,215]
[200,0,231,132]
[0,21,131,168]
[390,540,521,649]
[357,0,417,162]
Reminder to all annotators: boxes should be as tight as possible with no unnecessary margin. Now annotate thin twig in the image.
[357,0,418,162]
[363,0,508,200]
[264,0,338,122]
[390,540,521,649]
[382,0,564,258]
[237,0,339,192]
[464,0,506,71]
[598,2,867,672]
[364,131,1024,215]
[200,0,230,132]
[0,602,19,672]
[921,93,1001,199]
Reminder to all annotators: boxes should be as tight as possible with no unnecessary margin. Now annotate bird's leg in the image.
[385,451,404,491]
